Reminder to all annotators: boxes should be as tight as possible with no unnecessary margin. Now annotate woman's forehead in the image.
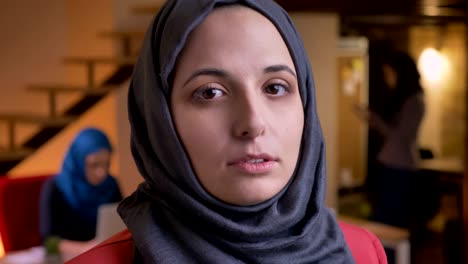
[195,5,283,45]
[174,5,296,77]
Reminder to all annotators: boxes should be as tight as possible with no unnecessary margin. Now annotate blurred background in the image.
[0,0,467,263]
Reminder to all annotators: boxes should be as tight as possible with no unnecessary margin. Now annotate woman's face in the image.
[171,6,304,206]
[382,64,397,90]
[85,149,111,186]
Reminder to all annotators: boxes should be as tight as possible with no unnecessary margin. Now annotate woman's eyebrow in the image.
[264,65,297,79]
[184,68,227,86]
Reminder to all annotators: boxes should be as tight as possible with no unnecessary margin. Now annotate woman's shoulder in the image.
[66,230,134,264]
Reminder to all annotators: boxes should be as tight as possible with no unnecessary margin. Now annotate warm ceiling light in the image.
[421,6,440,16]
[418,48,448,85]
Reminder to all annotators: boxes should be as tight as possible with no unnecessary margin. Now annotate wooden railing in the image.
[0,4,156,168]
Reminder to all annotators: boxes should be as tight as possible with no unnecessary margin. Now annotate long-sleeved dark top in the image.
[39,177,123,242]
[370,92,425,170]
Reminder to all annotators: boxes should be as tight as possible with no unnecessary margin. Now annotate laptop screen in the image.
[95,203,126,243]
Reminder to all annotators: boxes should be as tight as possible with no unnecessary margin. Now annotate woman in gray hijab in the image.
[67,0,386,263]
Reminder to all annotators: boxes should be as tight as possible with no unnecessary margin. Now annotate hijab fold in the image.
[119,0,354,263]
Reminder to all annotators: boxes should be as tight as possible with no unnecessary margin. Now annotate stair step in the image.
[0,148,34,161]
[130,4,163,15]
[0,114,76,126]
[26,84,117,95]
[97,31,145,56]
[63,56,136,65]
[98,30,145,39]
[62,57,136,88]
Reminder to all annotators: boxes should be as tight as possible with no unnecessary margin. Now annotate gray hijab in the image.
[118,0,354,263]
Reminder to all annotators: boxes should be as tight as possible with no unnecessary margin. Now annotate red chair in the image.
[340,221,388,263]
[0,175,52,252]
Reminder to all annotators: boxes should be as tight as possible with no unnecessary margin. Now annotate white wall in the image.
[113,0,163,30]
[110,0,160,195]
[65,0,115,83]
[61,0,116,110]
[0,0,66,114]
[0,0,67,147]
[115,81,142,196]
[0,0,116,149]
[291,13,339,209]
[410,24,466,158]
[111,0,164,56]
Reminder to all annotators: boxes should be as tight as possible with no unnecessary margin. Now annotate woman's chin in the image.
[211,183,282,206]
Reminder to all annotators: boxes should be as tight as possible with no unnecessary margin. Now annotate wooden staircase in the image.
[130,4,164,15]
[0,4,160,174]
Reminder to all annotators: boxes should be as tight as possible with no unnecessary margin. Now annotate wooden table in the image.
[0,247,64,264]
[418,158,464,218]
[418,158,464,176]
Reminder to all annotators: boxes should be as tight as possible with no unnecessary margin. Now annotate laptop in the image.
[94,203,126,243]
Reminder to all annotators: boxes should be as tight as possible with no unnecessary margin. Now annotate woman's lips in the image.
[230,160,276,174]
[228,154,277,174]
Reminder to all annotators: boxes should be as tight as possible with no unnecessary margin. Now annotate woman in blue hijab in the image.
[39,127,122,257]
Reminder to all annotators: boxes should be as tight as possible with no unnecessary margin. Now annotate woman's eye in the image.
[193,87,225,101]
[264,83,288,96]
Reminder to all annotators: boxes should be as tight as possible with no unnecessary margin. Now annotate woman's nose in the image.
[232,94,266,139]
[96,167,107,179]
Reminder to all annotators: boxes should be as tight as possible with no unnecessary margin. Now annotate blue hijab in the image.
[55,128,120,225]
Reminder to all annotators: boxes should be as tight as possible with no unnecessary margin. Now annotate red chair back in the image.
[0,175,52,252]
